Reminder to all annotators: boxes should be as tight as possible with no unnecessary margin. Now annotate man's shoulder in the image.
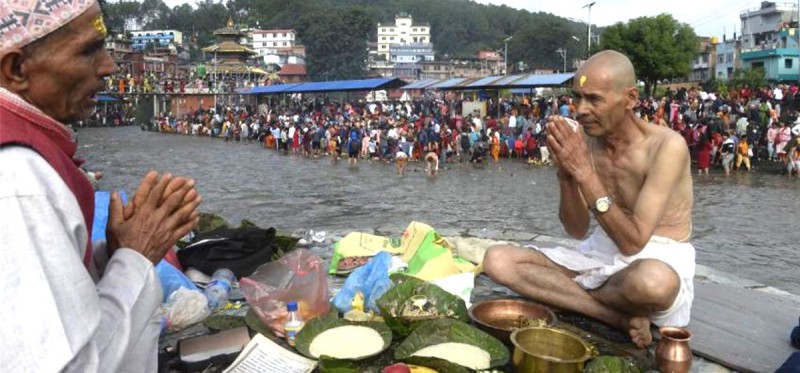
[0,146,64,198]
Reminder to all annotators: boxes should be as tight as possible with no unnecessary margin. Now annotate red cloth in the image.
[0,90,94,268]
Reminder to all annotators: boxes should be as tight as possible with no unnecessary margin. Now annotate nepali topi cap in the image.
[0,0,97,53]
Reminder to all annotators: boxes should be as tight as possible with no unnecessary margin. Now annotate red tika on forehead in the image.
[0,0,96,53]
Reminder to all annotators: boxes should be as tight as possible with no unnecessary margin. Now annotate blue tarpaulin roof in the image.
[485,75,526,87]
[399,73,573,91]
[242,84,301,94]
[465,75,506,88]
[244,77,407,95]
[428,78,470,89]
[502,73,574,87]
[401,78,439,90]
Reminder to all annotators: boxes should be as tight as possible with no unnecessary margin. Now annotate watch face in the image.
[596,198,610,213]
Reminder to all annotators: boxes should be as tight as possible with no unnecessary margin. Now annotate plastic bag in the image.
[155,260,198,303]
[161,287,211,331]
[239,249,330,337]
[332,251,393,314]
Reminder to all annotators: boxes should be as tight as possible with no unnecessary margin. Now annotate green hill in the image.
[105,0,591,79]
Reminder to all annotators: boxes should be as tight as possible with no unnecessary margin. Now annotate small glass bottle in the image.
[284,301,305,347]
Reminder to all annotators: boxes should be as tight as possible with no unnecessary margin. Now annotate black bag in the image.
[178,226,278,278]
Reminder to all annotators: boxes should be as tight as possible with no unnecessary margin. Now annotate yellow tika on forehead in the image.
[580,75,587,88]
[91,15,107,37]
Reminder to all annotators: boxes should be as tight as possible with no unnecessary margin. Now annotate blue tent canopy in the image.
[244,77,407,95]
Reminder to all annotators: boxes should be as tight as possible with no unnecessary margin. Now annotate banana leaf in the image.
[318,356,362,373]
[203,314,247,331]
[376,275,469,336]
[294,316,392,360]
[394,319,509,371]
[244,308,271,336]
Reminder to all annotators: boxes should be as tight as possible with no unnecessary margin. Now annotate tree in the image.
[729,67,766,90]
[295,6,373,80]
[598,14,698,97]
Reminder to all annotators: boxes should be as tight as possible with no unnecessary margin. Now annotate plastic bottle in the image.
[284,301,305,347]
[204,268,235,311]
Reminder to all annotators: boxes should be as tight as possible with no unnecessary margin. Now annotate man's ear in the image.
[625,86,639,110]
[0,49,29,92]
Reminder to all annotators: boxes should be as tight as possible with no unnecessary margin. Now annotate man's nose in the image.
[99,50,118,77]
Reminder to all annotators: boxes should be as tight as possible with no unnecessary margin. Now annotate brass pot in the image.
[510,326,597,373]
[655,327,693,373]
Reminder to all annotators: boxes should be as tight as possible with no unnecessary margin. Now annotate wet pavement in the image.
[78,127,800,295]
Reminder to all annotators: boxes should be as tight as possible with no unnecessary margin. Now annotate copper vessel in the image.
[656,327,693,373]
[468,299,557,345]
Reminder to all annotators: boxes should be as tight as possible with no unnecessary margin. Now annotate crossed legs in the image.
[483,245,681,348]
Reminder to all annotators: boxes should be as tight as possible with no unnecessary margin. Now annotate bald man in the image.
[483,51,694,348]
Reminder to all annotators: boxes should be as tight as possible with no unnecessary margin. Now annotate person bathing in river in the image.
[484,50,695,349]
[424,151,438,177]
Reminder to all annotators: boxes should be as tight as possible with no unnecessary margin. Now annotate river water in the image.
[78,127,800,295]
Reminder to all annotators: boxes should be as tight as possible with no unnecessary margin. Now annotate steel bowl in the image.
[468,299,558,344]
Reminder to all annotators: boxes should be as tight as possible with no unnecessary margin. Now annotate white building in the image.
[376,13,431,61]
[247,29,307,66]
[251,29,296,52]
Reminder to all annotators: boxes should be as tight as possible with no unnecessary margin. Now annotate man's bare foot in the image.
[627,316,652,348]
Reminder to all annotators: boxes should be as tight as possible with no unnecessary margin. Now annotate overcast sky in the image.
[474,0,777,38]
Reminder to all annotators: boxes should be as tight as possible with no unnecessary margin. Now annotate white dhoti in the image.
[535,227,695,327]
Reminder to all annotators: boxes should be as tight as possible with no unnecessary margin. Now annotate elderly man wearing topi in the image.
[1,0,201,371]
[484,50,695,348]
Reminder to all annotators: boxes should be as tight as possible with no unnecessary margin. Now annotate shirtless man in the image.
[425,151,439,177]
[483,51,694,348]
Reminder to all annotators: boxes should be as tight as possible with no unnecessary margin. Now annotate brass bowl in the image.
[510,327,596,373]
[468,299,558,344]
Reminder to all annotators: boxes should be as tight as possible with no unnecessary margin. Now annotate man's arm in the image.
[557,171,590,239]
[0,149,171,372]
[576,135,689,256]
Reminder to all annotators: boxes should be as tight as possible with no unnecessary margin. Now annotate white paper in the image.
[223,333,317,373]
[432,272,475,308]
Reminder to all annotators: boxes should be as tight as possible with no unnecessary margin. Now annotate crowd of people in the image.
[152,82,800,177]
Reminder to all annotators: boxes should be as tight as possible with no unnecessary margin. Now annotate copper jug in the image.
[655,327,693,373]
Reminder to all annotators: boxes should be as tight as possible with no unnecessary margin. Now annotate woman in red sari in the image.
[696,131,712,175]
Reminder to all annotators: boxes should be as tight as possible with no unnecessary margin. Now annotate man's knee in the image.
[483,245,513,284]
[623,259,680,311]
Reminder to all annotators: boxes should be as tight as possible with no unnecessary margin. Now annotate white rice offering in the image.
[308,325,385,359]
[411,342,491,370]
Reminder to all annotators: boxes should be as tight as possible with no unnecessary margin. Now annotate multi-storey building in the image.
[739,1,799,81]
[715,36,743,80]
[246,29,306,67]
[129,30,183,51]
[688,37,717,82]
[251,29,295,53]
[376,13,432,61]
